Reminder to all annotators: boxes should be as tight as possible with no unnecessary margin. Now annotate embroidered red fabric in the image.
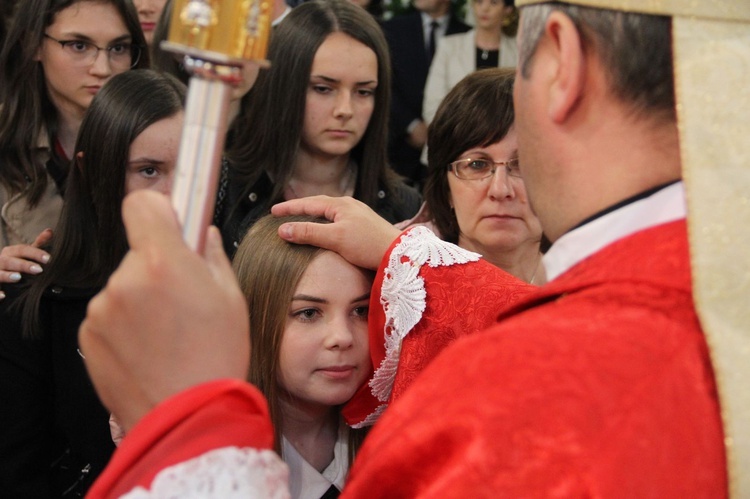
[343,221,727,497]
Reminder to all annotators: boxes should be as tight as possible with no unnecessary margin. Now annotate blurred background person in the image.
[132,0,167,47]
[381,0,469,188]
[423,0,517,125]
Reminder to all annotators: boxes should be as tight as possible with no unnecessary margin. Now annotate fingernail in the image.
[9,272,22,281]
[41,254,50,263]
[30,265,43,274]
[279,225,292,240]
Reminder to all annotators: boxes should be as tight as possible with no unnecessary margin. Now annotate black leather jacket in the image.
[215,161,422,258]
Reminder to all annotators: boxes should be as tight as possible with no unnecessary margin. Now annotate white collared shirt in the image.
[543,182,686,282]
[421,12,449,51]
[282,425,349,499]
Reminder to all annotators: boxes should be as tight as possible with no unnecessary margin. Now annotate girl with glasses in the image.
[0,0,148,295]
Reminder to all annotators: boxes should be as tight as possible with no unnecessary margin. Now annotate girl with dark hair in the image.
[0,0,148,292]
[233,214,371,498]
[218,0,420,256]
[0,69,185,496]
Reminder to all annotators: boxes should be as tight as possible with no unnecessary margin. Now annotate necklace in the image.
[527,255,543,285]
[287,161,357,200]
[481,49,489,61]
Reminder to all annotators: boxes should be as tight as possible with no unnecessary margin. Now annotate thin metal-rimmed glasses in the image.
[448,157,521,181]
[43,33,141,69]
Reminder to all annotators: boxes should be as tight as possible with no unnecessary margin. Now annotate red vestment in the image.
[89,220,727,497]
[344,220,727,497]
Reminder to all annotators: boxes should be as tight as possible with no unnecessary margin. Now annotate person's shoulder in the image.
[440,29,474,50]
[376,178,422,221]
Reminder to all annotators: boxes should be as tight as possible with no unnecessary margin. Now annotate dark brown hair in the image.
[0,0,149,205]
[226,0,398,217]
[424,68,516,243]
[21,70,185,338]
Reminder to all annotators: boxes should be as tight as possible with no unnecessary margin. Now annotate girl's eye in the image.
[312,85,332,94]
[109,43,129,55]
[140,167,158,178]
[352,305,369,318]
[294,308,319,322]
[64,40,91,53]
[357,88,374,97]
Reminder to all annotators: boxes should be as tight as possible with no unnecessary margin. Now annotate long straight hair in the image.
[0,0,148,205]
[233,214,369,466]
[226,0,397,216]
[21,70,185,338]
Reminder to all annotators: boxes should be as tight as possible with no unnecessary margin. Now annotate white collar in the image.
[543,181,686,282]
[282,425,349,499]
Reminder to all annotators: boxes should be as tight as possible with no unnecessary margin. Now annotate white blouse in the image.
[282,425,349,499]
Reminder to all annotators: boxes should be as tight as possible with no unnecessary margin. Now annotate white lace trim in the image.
[355,227,480,427]
[120,447,290,498]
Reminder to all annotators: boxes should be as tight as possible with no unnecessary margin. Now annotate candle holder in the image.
[161,0,271,251]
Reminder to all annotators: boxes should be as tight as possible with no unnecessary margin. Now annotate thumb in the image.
[32,228,53,248]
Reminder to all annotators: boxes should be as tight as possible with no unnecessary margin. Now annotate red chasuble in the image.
[344,220,727,497]
[89,220,726,497]
[343,228,533,426]
[87,381,282,498]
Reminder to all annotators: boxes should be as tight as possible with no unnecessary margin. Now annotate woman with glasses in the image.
[0,0,147,296]
[0,69,183,496]
[405,68,544,283]
[344,68,540,429]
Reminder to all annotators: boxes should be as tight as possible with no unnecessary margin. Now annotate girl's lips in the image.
[326,130,354,139]
[317,366,356,379]
[141,22,156,31]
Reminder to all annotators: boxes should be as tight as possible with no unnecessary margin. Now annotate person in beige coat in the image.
[423,0,518,126]
[0,0,147,296]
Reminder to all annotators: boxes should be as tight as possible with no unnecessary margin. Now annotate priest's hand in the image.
[79,190,250,432]
[271,195,401,270]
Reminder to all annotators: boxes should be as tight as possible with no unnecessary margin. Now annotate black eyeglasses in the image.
[43,33,141,69]
[448,157,521,181]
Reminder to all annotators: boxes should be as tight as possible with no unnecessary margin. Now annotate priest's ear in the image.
[543,11,586,124]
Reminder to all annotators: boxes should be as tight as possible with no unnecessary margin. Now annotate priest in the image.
[80,1,749,496]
